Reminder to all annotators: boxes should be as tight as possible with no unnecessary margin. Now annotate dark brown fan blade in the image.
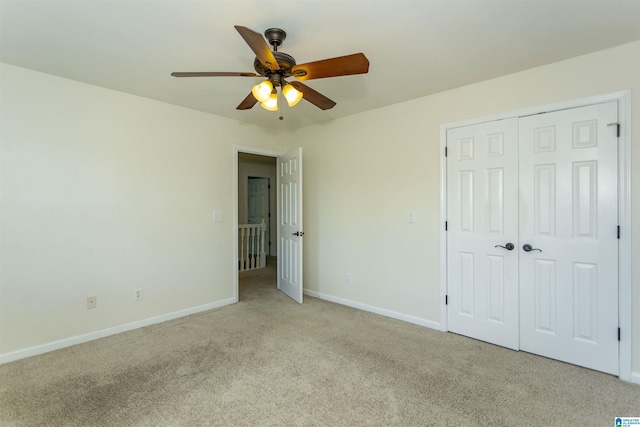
[236,92,258,110]
[171,72,260,77]
[289,81,336,110]
[291,53,369,80]
[234,25,280,71]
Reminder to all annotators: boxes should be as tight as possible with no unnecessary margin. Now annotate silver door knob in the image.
[523,244,542,252]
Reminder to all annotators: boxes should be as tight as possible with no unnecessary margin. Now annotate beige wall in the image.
[0,64,285,356]
[290,41,640,375]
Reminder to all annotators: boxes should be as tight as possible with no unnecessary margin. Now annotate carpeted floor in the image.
[1,259,638,426]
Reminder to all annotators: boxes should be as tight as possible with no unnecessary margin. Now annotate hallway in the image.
[239,256,277,302]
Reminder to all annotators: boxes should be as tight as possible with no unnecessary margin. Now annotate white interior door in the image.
[518,101,619,375]
[248,177,270,245]
[446,118,520,350]
[277,148,303,304]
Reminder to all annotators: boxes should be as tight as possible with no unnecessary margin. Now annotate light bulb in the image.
[252,81,273,103]
[261,92,278,111]
[282,84,303,107]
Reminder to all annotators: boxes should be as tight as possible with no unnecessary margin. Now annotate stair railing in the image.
[238,219,267,271]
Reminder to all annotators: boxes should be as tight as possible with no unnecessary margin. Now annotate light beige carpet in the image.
[1,260,638,426]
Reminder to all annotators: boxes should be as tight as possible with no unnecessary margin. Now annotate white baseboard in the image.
[0,297,236,365]
[631,372,640,386]
[304,289,441,331]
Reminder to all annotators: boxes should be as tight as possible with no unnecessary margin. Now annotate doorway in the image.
[234,146,305,304]
[238,153,277,257]
[440,91,632,381]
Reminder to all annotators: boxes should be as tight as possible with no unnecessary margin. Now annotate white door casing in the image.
[446,118,520,350]
[518,101,619,375]
[277,148,303,304]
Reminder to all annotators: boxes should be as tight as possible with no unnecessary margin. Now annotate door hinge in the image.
[445,147,448,157]
[445,221,448,231]
[617,226,620,239]
[618,327,621,341]
[445,295,448,305]
[268,184,271,189]
[608,122,620,137]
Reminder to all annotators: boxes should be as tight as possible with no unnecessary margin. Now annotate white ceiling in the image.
[2,0,639,130]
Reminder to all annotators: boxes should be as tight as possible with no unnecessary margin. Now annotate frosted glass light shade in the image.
[282,84,303,107]
[261,92,278,111]
[252,81,273,102]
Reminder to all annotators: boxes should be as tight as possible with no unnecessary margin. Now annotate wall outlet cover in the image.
[87,296,96,309]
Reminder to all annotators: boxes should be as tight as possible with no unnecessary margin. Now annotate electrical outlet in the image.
[133,288,143,301]
[346,273,352,284]
[87,296,96,309]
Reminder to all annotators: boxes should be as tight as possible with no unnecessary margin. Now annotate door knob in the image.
[494,243,515,250]
[292,231,305,236]
[522,244,542,252]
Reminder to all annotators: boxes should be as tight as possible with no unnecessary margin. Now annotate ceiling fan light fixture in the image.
[252,80,273,102]
[261,92,278,111]
[172,26,369,115]
[282,84,303,107]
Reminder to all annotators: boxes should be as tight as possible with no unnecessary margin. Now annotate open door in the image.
[277,148,303,303]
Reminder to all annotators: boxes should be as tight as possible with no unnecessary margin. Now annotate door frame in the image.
[439,90,632,381]
[234,145,285,303]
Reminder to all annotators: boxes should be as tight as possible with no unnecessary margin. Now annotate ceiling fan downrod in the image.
[264,28,286,52]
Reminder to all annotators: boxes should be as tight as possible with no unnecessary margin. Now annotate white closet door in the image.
[447,118,520,350]
[518,101,619,375]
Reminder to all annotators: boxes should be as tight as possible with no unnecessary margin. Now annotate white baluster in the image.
[239,228,244,271]
[238,222,268,271]
[245,227,250,269]
[248,227,252,270]
[252,226,257,269]
[260,219,266,268]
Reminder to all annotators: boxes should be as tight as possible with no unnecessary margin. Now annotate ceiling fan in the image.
[171,26,370,115]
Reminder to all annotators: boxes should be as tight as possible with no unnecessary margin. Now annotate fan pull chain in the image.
[279,88,284,120]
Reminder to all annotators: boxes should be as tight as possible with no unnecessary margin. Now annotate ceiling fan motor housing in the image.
[251,28,304,85]
[253,51,297,83]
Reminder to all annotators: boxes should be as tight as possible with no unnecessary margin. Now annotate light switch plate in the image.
[213,211,223,222]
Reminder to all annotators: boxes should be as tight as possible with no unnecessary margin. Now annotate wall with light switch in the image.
[290,41,640,379]
[0,63,285,360]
